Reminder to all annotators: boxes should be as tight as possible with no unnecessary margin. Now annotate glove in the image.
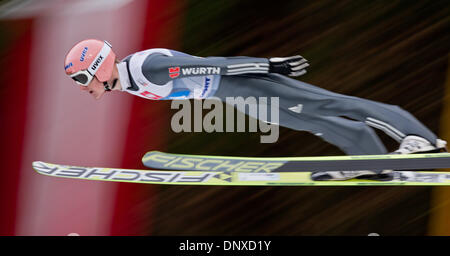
[269,55,309,77]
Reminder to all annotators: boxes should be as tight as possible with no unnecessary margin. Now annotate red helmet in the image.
[64,39,116,86]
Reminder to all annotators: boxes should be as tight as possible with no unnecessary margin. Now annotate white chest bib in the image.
[126,49,174,100]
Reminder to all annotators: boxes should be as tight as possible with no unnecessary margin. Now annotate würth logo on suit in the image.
[169,67,180,78]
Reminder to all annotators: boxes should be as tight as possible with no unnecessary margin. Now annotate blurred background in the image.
[0,0,449,235]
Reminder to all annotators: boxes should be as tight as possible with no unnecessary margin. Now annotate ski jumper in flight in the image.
[64,39,447,181]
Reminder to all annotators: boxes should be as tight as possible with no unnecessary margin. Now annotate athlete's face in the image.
[78,64,121,100]
[79,77,106,100]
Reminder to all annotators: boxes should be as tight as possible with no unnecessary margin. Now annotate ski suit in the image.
[116,48,438,155]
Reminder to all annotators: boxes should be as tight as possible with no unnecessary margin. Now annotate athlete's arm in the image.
[141,53,309,85]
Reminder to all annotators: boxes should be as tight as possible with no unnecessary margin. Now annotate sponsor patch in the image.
[169,67,180,78]
[238,173,280,181]
[140,91,162,100]
[90,55,104,71]
[182,67,220,75]
[64,62,73,70]
[200,77,211,98]
[80,47,88,61]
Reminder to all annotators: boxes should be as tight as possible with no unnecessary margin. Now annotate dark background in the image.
[147,0,450,235]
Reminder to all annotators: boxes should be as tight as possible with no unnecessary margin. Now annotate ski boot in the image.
[311,136,447,181]
[392,135,447,154]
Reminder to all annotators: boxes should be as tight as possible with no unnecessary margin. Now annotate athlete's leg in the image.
[261,74,438,144]
[278,110,388,155]
[216,75,387,154]
[217,74,438,145]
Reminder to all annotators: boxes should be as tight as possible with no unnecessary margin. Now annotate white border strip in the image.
[366,117,406,138]
[225,70,269,75]
[365,120,403,142]
[227,63,269,69]
[87,41,111,75]
[227,67,269,73]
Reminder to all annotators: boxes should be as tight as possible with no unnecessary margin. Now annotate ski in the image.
[141,151,450,172]
[33,161,450,186]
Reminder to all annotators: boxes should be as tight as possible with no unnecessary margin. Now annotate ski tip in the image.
[32,161,45,168]
[142,151,152,162]
[141,150,169,163]
[142,150,162,157]
[32,161,50,175]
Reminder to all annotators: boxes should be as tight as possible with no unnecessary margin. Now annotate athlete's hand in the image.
[269,55,309,77]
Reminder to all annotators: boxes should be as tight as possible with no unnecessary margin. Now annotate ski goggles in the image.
[70,41,112,86]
